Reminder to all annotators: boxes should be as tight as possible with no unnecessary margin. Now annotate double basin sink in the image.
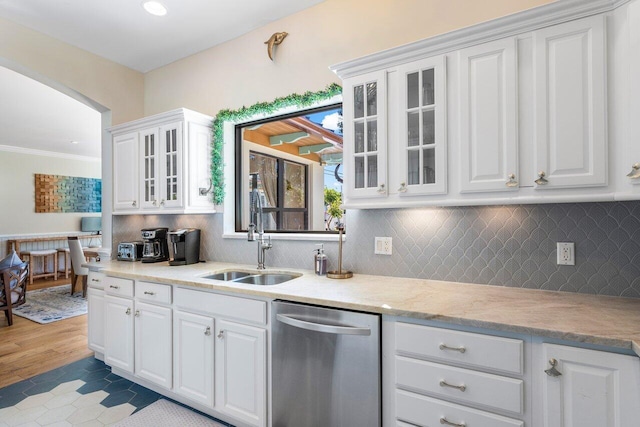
[201,270,300,286]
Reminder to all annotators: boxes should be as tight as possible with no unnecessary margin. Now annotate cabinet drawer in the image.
[104,276,134,297]
[396,356,523,414]
[88,271,106,289]
[395,322,523,375]
[174,287,266,326]
[396,389,523,427]
[136,281,171,304]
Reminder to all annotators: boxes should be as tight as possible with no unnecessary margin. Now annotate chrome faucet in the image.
[248,173,272,269]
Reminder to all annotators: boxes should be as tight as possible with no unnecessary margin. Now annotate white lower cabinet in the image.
[134,301,172,390]
[536,343,640,427]
[173,310,214,407]
[214,319,266,427]
[87,271,105,354]
[104,294,134,373]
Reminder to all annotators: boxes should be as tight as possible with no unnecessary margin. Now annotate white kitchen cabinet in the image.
[342,70,388,200]
[215,319,266,427]
[397,55,447,196]
[113,132,140,211]
[626,0,640,187]
[110,108,215,214]
[134,301,172,390]
[174,310,215,408]
[532,15,607,190]
[87,271,106,355]
[459,38,518,193]
[104,294,134,373]
[537,343,640,427]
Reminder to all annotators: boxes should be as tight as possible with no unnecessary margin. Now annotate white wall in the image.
[0,148,101,235]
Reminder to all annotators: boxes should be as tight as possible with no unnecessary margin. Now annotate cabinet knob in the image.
[132,201,137,207]
[217,330,224,339]
[440,417,466,427]
[125,308,131,315]
[376,184,386,194]
[626,163,640,179]
[398,182,407,193]
[134,310,140,317]
[439,380,466,392]
[204,326,211,336]
[160,199,166,206]
[544,358,562,377]
[505,173,518,188]
[534,171,548,185]
[152,199,157,206]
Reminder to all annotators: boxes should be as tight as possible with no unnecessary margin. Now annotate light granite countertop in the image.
[86,259,640,356]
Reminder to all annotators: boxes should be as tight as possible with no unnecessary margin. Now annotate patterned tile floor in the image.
[0,357,230,426]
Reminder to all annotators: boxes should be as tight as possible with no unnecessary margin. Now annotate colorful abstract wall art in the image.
[35,174,102,213]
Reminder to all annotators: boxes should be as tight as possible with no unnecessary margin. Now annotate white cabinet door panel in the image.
[113,132,139,211]
[87,288,105,354]
[134,301,172,389]
[174,310,214,408]
[533,15,607,189]
[459,38,517,192]
[540,343,640,427]
[104,295,134,373]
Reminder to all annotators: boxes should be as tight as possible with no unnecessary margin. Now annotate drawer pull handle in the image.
[91,278,100,282]
[125,308,131,315]
[545,358,562,377]
[440,380,466,392]
[440,417,466,427]
[204,327,211,336]
[109,285,120,289]
[143,291,155,295]
[439,344,466,353]
[217,330,224,339]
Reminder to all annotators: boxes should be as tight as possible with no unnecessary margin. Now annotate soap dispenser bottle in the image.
[314,244,327,276]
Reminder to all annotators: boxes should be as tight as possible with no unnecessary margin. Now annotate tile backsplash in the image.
[112,201,640,298]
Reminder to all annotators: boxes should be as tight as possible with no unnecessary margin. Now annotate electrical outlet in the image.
[375,237,392,255]
[557,242,575,266]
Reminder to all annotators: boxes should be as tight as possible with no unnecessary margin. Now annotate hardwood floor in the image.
[0,276,93,389]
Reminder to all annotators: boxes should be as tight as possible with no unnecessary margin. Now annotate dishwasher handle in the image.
[276,313,371,336]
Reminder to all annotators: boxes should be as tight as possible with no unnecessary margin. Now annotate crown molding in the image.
[108,107,213,135]
[0,144,101,163]
[330,0,629,79]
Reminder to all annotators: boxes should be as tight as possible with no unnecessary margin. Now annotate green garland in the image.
[211,83,342,205]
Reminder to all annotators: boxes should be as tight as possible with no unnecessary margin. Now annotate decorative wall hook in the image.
[265,32,288,61]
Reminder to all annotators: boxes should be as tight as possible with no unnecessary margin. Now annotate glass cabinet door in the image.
[160,122,183,208]
[344,70,387,199]
[140,128,159,209]
[398,56,446,196]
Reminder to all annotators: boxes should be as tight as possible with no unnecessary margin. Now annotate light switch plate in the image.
[557,242,575,265]
[375,237,392,255]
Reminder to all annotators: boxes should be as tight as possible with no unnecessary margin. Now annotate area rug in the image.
[13,284,87,324]
[114,399,226,427]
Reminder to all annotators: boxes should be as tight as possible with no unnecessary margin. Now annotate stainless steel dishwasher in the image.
[271,300,381,427]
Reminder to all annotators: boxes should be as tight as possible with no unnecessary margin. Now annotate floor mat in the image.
[113,399,226,427]
[13,284,86,324]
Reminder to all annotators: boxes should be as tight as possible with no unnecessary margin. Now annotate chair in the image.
[0,261,29,326]
[68,237,88,297]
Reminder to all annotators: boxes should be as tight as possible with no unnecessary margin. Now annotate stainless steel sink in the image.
[201,270,300,286]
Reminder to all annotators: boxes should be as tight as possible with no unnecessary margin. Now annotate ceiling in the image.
[0,0,326,72]
[0,0,325,159]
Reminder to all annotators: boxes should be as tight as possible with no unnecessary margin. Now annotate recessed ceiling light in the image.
[70,140,79,144]
[142,1,167,16]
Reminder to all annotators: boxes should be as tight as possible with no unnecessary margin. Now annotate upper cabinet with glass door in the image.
[342,70,387,201]
[397,56,447,196]
[110,108,215,215]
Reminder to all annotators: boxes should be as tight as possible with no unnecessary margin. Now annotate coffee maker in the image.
[168,229,201,266]
[141,228,170,263]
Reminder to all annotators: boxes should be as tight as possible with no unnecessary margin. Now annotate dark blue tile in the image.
[105,373,125,382]
[104,379,133,394]
[128,383,152,394]
[57,369,88,383]
[0,393,28,409]
[128,390,161,410]
[77,379,110,394]
[62,357,103,372]
[22,381,59,396]
[31,368,65,384]
[83,360,109,372]
[0,379,34,398]
[100,390,135,407]
[81,368,111,382]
